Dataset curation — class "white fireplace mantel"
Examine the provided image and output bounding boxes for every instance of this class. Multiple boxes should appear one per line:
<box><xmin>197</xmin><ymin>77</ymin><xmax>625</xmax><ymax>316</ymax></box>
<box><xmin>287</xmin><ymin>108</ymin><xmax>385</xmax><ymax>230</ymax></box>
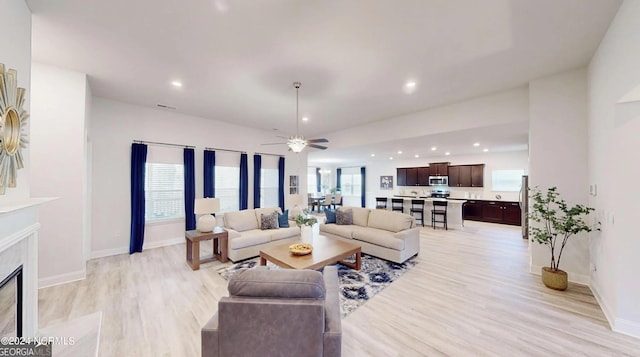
<box><xmin>0</xmin><ymin>197</ymin><xmax>55</xmax><ymax>337</ymax></box>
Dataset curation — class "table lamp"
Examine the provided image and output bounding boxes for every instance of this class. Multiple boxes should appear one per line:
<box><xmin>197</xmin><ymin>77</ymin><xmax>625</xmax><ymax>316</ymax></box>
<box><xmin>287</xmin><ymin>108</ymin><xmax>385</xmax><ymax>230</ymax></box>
<box><xmin>194</xmin><ymin>198</ymin><xmax>220</xmax><ymax>232</ymax></box>
<box><xmin>288</xmin><ymin>194</ymin><xmax>304</xmax><ymax>218</ymax></box>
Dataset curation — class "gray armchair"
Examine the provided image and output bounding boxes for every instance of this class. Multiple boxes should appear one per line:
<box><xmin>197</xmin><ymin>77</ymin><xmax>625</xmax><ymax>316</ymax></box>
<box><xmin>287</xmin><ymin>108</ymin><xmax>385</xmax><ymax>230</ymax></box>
<box><xmin>202</xmin><ymin>266</ymin><xmax>342</xmax><ymax>357</ymax></box>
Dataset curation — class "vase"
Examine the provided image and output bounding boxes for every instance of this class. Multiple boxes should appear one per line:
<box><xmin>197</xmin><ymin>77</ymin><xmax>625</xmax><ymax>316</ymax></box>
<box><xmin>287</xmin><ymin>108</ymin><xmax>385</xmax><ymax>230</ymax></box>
<box><xmin>541</xmin><ymin>267</ymin><xmax>568</xmax><ymax>291</ymax></box>
<box><xmin>301</xmin><ymin>226</ymin><xmax>314</xmax><ymax>244</ymax></box>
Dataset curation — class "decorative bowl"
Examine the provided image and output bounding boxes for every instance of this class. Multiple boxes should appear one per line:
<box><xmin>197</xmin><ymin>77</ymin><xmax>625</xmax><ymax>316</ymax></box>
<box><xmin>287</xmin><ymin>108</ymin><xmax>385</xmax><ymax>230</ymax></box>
<box><xmin>289</xmin><ymin>243</ymin><xmax>313</xmax><ymax>256</ymax></box>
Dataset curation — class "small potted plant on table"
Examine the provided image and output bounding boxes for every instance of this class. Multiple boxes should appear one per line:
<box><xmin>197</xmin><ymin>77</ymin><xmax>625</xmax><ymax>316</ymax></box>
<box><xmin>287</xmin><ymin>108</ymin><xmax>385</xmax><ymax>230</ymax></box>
<box><xmin>295</xmin><ymin>209</ymin><xmax>318</xmax><ymax>244</ymax></box>
<box><xmin>528</xmin><ymin>186</ymin><xmax>599</xmax><ymax>290</ymax></box>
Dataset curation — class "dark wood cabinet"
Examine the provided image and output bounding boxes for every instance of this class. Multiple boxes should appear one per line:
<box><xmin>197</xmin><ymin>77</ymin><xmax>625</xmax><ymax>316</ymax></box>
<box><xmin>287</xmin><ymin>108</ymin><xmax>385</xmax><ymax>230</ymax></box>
<box><xmin>406</xmin><ymin>167</ymin><xmax>418</xmax><ymax>186</ymax></box>
<box><xmin>448</xmin><ymin>165</ymin><xmax>474</xmax><ymax>187</ymax></box>
<box><xmin>502</xmin><ymin>202</ymin><xmax>522</xmax><ymax>225</ymax></box>
<box><xmin>397</xmin><ymin>168</ymin><xmax>407</xmax><ymax>186</ymax></box>
<box><xmin>482</xmin><ymin>201</ymin><xmax>504</xmax><ymax>223</ymax></box>
<box><xmin>463</xmin><ymin>199</ymin><xmax>521</xmax><ymax>226</ymax></box>
<box><xmin>417</xmin><ymin>167</ymin><xmax>430</xmax><ymax>186</ymax></box>
<box><xmin>462</xmin><ymin>200</ymin><xmax>482</xmax><ymax>220</ymax></box>
<box><xmin>429</xmin><ymin>162</ymin><xmax>449</xmax><ymax>176</ymax></box>
<box><xmin>471</xmin><ymin>164</ymin><xmax>484</xmax><ymax>187</ymax></box>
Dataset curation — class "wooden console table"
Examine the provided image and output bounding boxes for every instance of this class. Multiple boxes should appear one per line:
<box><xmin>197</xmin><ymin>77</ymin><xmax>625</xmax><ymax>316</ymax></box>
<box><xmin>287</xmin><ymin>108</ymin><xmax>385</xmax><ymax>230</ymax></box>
<box><xmin>185</xmin><ymin>227</ymin><xmax>228</xmax><ymax>270</ymax></box>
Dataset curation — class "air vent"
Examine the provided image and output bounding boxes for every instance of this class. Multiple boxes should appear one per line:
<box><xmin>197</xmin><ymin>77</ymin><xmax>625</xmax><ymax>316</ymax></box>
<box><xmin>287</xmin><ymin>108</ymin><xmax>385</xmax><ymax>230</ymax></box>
<box><xmin>156</xmin><ymin>104</ymin><xmax>177</xmax><ymax>110</ymax></box>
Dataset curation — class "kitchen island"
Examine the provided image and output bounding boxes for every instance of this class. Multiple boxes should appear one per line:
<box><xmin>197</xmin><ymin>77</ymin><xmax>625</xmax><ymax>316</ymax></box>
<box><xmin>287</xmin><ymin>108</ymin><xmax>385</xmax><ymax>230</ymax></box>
<box><xmin>388</xmin><ymin>196</ymin><xmax>466</xmax><ymax>230</ymax></box>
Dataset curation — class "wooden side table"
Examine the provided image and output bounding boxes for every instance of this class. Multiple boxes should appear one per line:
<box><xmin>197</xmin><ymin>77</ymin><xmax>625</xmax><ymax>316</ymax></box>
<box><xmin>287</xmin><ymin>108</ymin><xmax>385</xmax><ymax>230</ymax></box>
<box><xmin>185</xmin><ymin>227</ymin><xmax>228</xmax><ymax>270</ymax></box>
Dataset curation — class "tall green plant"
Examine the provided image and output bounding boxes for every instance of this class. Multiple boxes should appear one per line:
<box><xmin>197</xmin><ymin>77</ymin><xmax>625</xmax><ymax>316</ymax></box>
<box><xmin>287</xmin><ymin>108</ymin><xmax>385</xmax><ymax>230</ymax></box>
<box><xmin>528</xmin><ymin>187</ymin><xmax>599</xmax><ymax>271</ymax></box>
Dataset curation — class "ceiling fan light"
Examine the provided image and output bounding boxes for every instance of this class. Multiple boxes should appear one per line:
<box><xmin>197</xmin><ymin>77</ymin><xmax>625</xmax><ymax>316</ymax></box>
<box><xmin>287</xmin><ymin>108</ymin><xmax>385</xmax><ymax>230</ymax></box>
<box><xmin>288</xmin><ymin>136</ymin><xmax>306</xmax><ymax>153</ymax></box>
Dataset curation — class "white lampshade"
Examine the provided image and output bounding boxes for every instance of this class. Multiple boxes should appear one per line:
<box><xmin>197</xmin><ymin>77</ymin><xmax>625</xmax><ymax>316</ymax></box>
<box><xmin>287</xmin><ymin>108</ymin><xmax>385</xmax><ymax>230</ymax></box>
<box><xmin>194</xmin><ymin>198</ymin><xmax>220</xmax><ymax>232</ymax></box>
<box><xmin>287</xmin><ymin>194</ymin><xmax>303</xmax><ymax>207</ymax></box>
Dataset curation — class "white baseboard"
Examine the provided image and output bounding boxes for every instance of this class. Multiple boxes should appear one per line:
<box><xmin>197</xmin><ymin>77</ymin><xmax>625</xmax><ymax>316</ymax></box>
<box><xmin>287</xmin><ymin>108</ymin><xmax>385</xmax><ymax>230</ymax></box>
<box><xmin>39</xmin><ymin>269</ymin><xmax>86</xmax><ymax>289</ymax></box>
<box><xmin>143</xmin><ymin>236</ymin><xmax>183</xmax><ymax>250</ymax></box>
<box><xmin>530</xmin><ymin>264</ymin><xmax>591</xmax><ymax>285</ymax></box>
<box><xmin>89</xmin><ymin>237</ymin><xmax>183</xmax><ymax>260</ymax></box>
<box><xmin>90</xmin><ymin>246</ymin><xmax>128</xmax><ymax>260</ymax></box>
<box><xmin>590</xmin><ymin>280</ymin><xmax>615</xmax><ymax>330</ymax></box>
<box><xmin>615</xmin><ymin>318</ymin><xmax>640</xmax><ymax>339</ymax></box>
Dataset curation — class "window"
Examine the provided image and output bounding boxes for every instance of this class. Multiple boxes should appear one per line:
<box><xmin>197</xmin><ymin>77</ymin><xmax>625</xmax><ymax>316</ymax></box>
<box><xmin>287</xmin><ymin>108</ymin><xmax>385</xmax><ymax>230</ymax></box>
<box><xmin>339</xmin><ymin>167</ymin><xmax>362</xmax><ymax>206</ymax></box>
<box><xmin>145</xmin><ymin>163</ymin><xmax>184</xmax><ymax>221</ymax></box>
<box><xmin>215</xmin><ymin>166</ymin><xmax>240</xmax><ymax>213</ymax></box>
<box><xmin>260</xmin><ymin>168</ymin><xmax>279</xmax><ymax>208</ymax></box>
<box><xmin>307</xmin><ymin>167</ymin><xmax>318</xmax><ymax>194</ymax></box>
<box><xmin>491</xmin><ymin>169</ymin><xmax>525</xmax><ymax>191</ymax></box>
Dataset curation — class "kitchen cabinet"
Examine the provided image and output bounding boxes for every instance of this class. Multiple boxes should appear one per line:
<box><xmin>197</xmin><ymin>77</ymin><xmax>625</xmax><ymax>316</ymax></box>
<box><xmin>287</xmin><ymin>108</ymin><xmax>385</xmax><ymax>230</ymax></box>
<box><xmin>406</xmin><ymin>167</ymin><xmax>418</xmax><ymax>186</ymax></box>
<box><xmin>417</xmin><ymin>167</ymin><xmax>430</xmax><ymax>186</ymax></box>
<box><xmin>397</xmin><ymin>168</ymin><xmax>407</xmax><ymax>186</ymax></box>
<box><xmin>429</xmin><ymin>162</ymin><xmax>449</xmax><ymax>176</ymax></box>
<box><xmin>448</xmin><ymin>165</ymin><xmax>477</xmax><ymax>187</ymax></box>
<box><xmin>462</xmin><ymin>200</ymin><xmax>482</xmax><ymax>220</ymax></box>
<box><xmin>471</xmin><ymin>164</ymin><xmax>484</xmax><ymax>187</ymax></box>
<box><xmin>462</xmin><ymin>199</ymin><xmax>521</xmax><ymax>226</ymax></box>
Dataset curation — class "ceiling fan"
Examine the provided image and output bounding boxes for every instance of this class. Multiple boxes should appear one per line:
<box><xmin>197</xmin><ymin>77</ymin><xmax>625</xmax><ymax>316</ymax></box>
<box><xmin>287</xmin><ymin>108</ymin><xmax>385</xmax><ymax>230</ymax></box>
<box><xmin>262</xmin><ymin>82</ymin><xmax>329</xmax><ymax>152</ymax></box>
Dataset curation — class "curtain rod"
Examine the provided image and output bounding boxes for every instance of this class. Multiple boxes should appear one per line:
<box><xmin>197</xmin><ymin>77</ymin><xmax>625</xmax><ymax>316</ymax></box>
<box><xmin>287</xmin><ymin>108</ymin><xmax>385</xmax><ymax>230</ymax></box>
<box><xmin>134</xmin><ymin>140</ymin><xmax>195</xmax><ymax>149</ymax></box>
<box><xmin>254</xmin><ymin>152</ymin><xmax>284</xmax><ymax>157</ymax></box>
<box><xmin>205</xmin><ymin>147</ymin><xmax>247</xmax><ymax>154</ymax></box>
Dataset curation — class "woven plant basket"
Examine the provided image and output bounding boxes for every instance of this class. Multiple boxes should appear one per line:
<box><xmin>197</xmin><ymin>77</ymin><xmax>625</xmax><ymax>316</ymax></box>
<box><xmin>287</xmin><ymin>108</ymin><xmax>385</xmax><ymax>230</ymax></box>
<box><xmin>541</xmin><ymin>267</ymin><xmax>568</xmax><ymax>291</ymax></box>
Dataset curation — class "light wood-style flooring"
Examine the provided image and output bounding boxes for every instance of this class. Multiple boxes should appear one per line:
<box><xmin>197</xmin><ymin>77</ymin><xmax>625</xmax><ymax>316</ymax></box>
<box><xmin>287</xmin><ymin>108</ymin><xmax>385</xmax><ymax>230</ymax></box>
<box><xmin>38</xmin><ymin>222</ymin><xmax>640</xmax><ymax>356</ymax></box>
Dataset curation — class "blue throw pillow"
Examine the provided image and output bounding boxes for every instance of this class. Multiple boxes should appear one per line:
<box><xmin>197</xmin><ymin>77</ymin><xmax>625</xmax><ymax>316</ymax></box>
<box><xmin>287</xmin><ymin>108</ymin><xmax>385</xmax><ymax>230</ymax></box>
<box><xmin>324</xmin><ymin>209</ymin><xmax>336</xmax><ymax>224</ymax></box>
<box><xmin>278</xmin><ymin>210</ymin><xmax>289</xmax><ymax>228</ymax></box>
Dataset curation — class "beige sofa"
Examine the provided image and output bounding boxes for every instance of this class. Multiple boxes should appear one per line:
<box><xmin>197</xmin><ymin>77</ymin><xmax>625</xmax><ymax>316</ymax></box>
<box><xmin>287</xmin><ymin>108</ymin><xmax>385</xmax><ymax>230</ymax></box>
<box><xmin>220</xmin><ymin>207</ymin><xmax>300</xmax><ymax>262</ymax></box>
<box><xmin>319</xmin><ymin>206</ymin><xmax>420</xmax><ymax>264</ymax></box>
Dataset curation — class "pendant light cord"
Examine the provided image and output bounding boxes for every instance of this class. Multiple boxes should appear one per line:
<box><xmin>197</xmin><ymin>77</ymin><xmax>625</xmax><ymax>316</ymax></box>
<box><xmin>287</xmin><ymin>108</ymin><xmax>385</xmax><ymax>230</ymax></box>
<box><xmin>295</xmin><ymin>83</ymin><xmax>300</xmax><ymax>137</ymax></box>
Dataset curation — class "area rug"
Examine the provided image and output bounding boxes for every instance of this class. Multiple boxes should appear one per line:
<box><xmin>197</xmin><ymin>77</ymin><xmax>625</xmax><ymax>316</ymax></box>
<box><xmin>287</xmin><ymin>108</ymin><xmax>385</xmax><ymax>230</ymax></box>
<box><xmin>216</xmin><ymin>254</ymin><xmax>417</xmax><ymax>317</ymax></box>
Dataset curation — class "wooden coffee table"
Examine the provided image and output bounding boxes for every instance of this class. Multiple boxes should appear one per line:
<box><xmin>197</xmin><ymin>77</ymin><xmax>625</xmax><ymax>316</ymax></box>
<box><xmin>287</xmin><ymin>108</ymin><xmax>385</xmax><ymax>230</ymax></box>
<box><xmin>259</xmin><ymin>235</ymin><xmax>361</xmax><ymax>270</ymax></box>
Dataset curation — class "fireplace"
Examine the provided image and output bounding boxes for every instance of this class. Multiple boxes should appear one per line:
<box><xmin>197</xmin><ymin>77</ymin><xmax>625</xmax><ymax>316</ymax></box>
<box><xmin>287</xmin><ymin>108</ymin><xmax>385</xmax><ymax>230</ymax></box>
<box><xmin>0</xmin><ymin>265</ymin><xmax>23</xmax><ymax>338</ymax></box>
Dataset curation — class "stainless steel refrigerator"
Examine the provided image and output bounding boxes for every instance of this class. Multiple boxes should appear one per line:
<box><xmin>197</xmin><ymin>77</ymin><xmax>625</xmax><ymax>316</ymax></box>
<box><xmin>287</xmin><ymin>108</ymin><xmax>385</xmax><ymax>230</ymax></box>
<box><xmin>519</xmin><ymin>175</ymin><xmax>529</xmax><ymax>239</ymax></box>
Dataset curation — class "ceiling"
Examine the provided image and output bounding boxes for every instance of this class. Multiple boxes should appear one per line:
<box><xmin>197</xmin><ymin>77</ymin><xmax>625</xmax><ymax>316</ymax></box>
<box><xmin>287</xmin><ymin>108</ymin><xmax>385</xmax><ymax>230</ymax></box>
<box><xmin>27</xmin><ymin>0</ymin><xmax>621</xmax><ymax>135</ymax></box>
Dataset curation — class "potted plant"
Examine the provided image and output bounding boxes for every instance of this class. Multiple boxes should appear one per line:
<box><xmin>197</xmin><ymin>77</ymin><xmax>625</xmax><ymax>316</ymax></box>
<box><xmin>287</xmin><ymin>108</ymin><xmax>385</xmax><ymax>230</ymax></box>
<box><xmin>528</xmin><ymin>186</ymin><xmax>599</xmax><ymax>290</ymax></box>
<box><xmin>295</xmin><ymin>209</ymin><xmax>318</xmax><ymax>244</ymax></box>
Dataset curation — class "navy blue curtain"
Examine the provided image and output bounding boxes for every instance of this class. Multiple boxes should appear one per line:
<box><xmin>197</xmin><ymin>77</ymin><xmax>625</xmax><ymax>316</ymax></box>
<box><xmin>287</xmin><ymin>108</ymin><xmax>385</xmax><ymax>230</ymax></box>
<box><xmin>360</xmin><ymin>166</ymin><xmax>366</xmax><ymax>208</ymax></box>
<box><xmin>239</xmin><ymin>153</ymin><xmax>249</xmax><ymax>210</ymax></box>
<box><xmin>316</xmin><ymin>168</ymin><xmax>321</xmax><ymax>193</ymax></box>
<box><xmin>336</xmin><ymin>168</ymin><xmax>342</xmax><ymax>192</ymax></box>
<box><xmin>184</xmin><ymin>148</ymin><xmax>196</xmax><ymax>230</ymax></box>
<box><xmin>129</xmin><ymin>143</ymin><xmax>147</xmax><ymax>254</ymax></box>
<box><xmin>253</xmin><ymin>154</ymin><xmax>262</xmax><ymax>208</ymax></box>
<box><xmin>204</xmin><ymin>150</ymin><xmax>215</xmax><ymax>198</ymax></box>
<box><xmin>278</xmin><ymin>157</ymin><xmax>285</xmax><ymax>211</ymax></box>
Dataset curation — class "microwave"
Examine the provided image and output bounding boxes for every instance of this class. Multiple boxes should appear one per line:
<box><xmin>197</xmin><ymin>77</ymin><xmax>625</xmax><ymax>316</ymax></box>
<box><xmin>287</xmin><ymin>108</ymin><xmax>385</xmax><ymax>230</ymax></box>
<box><xmin>429</xmin><ymin>176</ymin><xmax>449</xmax><ymax>186</ymax></box>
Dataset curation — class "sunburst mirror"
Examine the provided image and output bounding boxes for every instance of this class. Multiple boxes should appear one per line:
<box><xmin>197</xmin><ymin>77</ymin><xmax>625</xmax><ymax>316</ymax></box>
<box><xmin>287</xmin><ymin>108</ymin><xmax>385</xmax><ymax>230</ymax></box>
<box><xmin>0</xmin><ymin>63</ymin><xmax>29</xmax><ymax>195</ymax></box>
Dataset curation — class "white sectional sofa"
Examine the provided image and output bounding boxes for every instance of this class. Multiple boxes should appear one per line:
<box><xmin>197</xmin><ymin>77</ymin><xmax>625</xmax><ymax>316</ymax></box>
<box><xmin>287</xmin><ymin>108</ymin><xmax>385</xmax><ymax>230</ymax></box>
<box><xmin>319</xmin><ymin>206</ymin><xmax>420</xmax><ymax>264</ymax></box>
<box><xmin>219</xmin><ymin>207</ymin><xmax>300</xmax><ymax>262</ymax></box>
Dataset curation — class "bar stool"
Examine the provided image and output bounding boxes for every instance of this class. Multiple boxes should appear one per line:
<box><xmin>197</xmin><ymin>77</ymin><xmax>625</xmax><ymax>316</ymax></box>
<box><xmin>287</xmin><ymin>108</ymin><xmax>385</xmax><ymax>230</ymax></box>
<box><xmin>375</xmin><ymin>197</ymin><xmax>388</xmax><ymax>209</ymax></box>
<box><xmin>431</xmin><ymin>200</ymin><xmax>448</xmax><ymax>230</ymax></box>
<box><xmin>410</xmin><ymin>199</ymin><xmax>425</xmax><ymax>226</ymax></box>
<box><xmin>391</xmin><ymin>198</ymin><xmax>404</xmax><ymax>213</ymax></box>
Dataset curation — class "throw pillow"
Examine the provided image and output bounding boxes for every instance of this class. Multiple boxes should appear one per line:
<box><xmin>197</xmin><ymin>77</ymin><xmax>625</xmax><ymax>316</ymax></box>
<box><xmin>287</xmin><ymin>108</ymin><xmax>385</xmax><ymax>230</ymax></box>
<box><xmin>336</xmin><ymin>208</ymin><xmax>353</xmax><ymax>225</ymax></box>
<box><xmin>260</xmin><ymin>211</ymin><xmax>279</xmax><ymax>230</ymax></box>
<box><xmin>278</xmin><ymin>210</ymin><xmax>289</xmax><ymax>228</ymax></box>
<box><xmin>324</xmin><ymin>209</ymin><xmax>337</xmax><ymax>224</ymax></box>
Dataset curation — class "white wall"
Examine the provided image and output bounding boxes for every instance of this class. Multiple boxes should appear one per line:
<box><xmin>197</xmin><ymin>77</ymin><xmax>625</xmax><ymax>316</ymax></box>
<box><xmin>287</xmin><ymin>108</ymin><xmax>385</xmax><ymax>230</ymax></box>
<box><xmin>528</xmin><ymin>67</ymin><xmax>590</xmax><ymax>284</ymax></box>
<box><xmin>589</xmin><ymin>0</ymin><xmax>640</xmax><ymax>338</ymax></box>
<box><xmin>325</xmin><ymin>87</ymin><xmax>529</xmax><ymax>149</ymax></box>
<box><xmin>90</xmin><ymin>98</ymin><xmax>305</xmax><ymax>258</ymax></box>
<box><xmin>30</xmin><ymin>63</ymin><xmax>89</xmax><ymax>287</ymax></box>
<box><xmin>0</xmin><ymin>0</ymin><xmax>31</xmax><ymax>203</ymax></box>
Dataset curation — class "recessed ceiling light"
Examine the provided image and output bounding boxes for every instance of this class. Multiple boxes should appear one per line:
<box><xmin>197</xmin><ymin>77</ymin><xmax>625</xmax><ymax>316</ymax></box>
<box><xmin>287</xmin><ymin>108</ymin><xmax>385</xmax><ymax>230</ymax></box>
<box><xmin>483</xmin><ymin>148</ymin><xmax>489</xmax><ymax>152</ymax></box>
<box><xmin>473</xmin><ymin>142</ymin><xmax>480</xmax><ymax>147</ymax></box>
<box><xmin>171</xmin><ymin>81</ymin><xmax>183</xmax><ymax>88</ymax></box>
<box><xmin>414</xmin><ymin>154</ymin><xmax>419</xmax><ymax>158</ymax></box>
<box><xmin>389</xmin><ymin>157</ymin><xmax>393</xmax><ymax>160</ymax></box>
<box><xmin>405</xmin><ymin>81</ymin><xmax>416</xmax><ymax>88</ymax></box>
<box><xmin>370</xmin><ymin>153</ymin><xmax>375</xmax><ymax>157</ymax></box>
<box><xmin>397</xmin><ymin>150</ymin><xmax>403</xmax><ymax>154</ymax></box>
<box><xmin>403</xmin><ymin>80</ymin><xmax>417</xmax><ymax>94</ymax></box>
<box><xmin>302</xmin><ymin>116</ymin><xmax>309</xmax><ymax>121</ymax></box>
<box><xmin>445</xmin><ymin>152</ymin><xmax>451</xmax><ymax>156</ymax></box>
<box><xmin>431</xmin><ymin>147</ymin><xmax>437</xmax><ymax>151</ymax></box>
